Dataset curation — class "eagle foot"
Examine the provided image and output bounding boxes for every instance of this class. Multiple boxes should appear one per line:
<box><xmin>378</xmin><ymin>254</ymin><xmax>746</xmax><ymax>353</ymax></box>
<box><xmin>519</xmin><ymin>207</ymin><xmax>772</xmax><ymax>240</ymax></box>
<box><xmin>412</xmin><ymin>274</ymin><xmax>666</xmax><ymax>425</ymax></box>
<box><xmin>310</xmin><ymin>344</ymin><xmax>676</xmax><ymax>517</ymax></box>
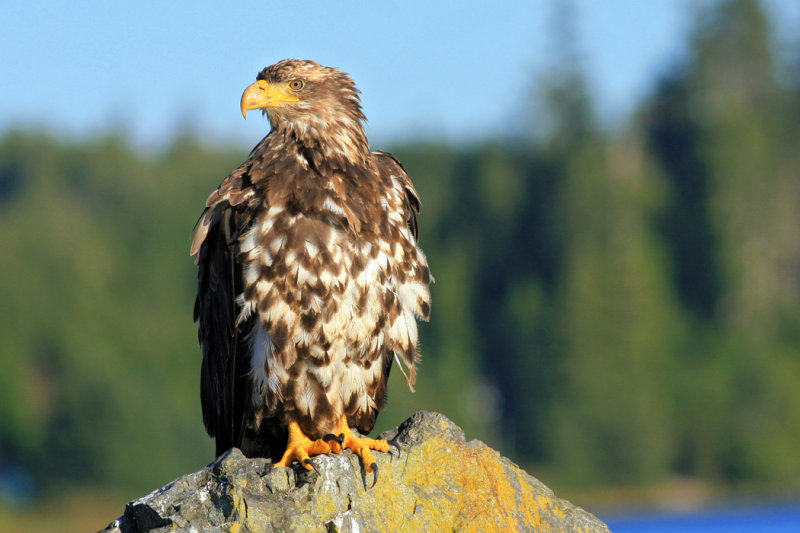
<box><xmin>274</xmin><ymin>421</ymin><xmax>337</xmax><ymax>471</ymax></box>
<box><xmin>332</xmin><ymin>415</ymin><xmax>390</xmax><ymax>481</ymax></box>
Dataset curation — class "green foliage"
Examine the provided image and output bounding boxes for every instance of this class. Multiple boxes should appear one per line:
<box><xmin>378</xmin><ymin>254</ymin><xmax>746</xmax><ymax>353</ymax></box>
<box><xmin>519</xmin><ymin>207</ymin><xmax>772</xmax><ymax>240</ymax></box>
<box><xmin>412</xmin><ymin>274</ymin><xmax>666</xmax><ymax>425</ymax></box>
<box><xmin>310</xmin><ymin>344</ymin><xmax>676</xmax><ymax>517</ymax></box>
<box><xmin>1</xmin><ymin>0</ymin><xmax>799</xmax><ymax>501</ymax></box>
<box><xmin>545</xmin><ymin>135</ymin><xmax>684</xmax><ymax>488</ymax></box>
<box><xmin>0</xmin><ymin>130</ymin><xmax>243</xmax><ymax>496</ymax></box>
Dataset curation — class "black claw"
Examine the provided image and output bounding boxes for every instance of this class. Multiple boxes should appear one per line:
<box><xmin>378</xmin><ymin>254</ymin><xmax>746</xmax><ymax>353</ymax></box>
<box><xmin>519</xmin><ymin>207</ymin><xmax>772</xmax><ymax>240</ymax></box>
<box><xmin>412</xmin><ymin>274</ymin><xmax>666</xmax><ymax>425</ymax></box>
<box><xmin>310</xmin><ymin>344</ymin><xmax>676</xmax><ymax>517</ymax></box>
<box><xmin>303</xmin><ymin>458</ymin><xmax>316</xmax><ymax>470</ymax></box>
<box><xmin>370</xmin><ymin>463</ymin><xmax>379</xmax><ymax>488</ymax></box>
<box><xmin>322</xmin><ymin>433</ymin><xmax>345</xmax><ymax>449</ymax></box>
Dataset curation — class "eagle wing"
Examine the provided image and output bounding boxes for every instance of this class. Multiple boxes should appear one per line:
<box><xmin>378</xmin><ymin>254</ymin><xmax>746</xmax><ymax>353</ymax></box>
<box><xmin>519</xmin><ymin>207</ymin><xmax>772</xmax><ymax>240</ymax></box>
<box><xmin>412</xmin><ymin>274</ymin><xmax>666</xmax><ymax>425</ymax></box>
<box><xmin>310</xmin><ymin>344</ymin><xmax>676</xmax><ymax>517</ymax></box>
<box><xmin>373</xmin><ymin>150</ymin><xmax>422</xmax><ymax>242</ymax></box>
<box><xmin>193</xmin><ymin>161</ymin><xmax>262</xmax><ymax>458</ymax></box>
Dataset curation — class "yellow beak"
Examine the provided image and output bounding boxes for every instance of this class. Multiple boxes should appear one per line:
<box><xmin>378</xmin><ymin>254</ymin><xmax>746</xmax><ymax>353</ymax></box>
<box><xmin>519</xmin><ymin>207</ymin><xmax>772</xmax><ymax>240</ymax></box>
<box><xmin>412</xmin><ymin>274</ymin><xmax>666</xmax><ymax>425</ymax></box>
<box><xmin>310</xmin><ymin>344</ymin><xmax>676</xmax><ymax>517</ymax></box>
<box><xmin>240</xmin><ymin>80</ymin><xmax>300</xmax><ymax>118</ymax></box>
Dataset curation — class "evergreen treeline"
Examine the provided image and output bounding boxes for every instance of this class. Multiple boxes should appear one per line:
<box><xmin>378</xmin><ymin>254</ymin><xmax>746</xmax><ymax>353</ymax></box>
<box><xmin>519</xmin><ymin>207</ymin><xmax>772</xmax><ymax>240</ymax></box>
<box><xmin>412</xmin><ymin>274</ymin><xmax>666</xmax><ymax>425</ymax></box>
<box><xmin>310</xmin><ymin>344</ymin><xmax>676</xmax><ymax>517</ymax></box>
<box><xmin>1</xmin><ymin>0</ymin><xmax>799</xmax><ymax>499</ymax></box>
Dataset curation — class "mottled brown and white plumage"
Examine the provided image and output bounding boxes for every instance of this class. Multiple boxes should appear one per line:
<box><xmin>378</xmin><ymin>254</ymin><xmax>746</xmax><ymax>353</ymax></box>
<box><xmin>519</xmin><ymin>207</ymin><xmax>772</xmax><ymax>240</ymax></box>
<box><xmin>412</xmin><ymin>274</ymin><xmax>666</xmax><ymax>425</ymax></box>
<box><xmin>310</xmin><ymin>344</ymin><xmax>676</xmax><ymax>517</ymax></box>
<box><xmin>192</xmin><ymin>59</ymin><xmax>431</xmax><ymax>465</ymax></box>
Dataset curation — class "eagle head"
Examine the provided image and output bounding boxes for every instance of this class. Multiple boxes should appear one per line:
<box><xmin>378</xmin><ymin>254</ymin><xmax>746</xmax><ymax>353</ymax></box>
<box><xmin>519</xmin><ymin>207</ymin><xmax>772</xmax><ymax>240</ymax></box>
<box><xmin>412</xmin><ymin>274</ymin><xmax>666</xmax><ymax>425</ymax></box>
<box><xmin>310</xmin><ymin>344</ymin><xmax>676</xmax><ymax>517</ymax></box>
<box><xmin>240</xmin><ymin>59</ymin><xmax>368</xmax><ymax>161</ymax></box>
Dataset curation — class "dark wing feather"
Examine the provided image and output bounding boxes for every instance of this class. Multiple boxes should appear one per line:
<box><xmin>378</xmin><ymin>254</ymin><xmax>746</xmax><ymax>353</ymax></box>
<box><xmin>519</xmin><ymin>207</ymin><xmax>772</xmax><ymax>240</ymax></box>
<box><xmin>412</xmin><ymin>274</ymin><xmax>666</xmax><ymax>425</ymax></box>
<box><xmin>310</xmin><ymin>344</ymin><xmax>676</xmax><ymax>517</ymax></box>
<box><xmin>373</xmin><ymin>150</ymin><xmax>422</xmax><ymax>241</ymax></box>
<box><xmin>195</xmin><ymin>210</ymin><xmax>254</xmax><ymax>458</ymax></box>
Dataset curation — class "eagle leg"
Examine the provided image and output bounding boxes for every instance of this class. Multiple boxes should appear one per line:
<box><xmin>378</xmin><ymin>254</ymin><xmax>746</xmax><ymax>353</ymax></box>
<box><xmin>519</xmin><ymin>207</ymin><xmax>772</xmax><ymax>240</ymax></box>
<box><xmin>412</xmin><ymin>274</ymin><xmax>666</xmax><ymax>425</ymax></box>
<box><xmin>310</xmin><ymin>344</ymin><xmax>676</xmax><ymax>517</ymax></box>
<box><xmin>332</xmin><ymin>414</ymin><xmax>390</xmax><ymax>475</ymax></box>
<box><xmin>274</xmin><ymin>421</ymin><xmax>341</xmax><ymax>471</ymax></box>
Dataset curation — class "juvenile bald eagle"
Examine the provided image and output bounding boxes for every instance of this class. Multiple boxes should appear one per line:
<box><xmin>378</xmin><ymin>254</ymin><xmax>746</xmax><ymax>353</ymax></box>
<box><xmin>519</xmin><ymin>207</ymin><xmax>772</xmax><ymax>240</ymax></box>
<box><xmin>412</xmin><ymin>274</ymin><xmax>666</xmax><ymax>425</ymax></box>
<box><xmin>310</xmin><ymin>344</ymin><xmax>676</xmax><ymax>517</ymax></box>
<box><xmin>191</xmin><ymin>59</ymin><xmax>431</xmax><ymax>475</ymax></box>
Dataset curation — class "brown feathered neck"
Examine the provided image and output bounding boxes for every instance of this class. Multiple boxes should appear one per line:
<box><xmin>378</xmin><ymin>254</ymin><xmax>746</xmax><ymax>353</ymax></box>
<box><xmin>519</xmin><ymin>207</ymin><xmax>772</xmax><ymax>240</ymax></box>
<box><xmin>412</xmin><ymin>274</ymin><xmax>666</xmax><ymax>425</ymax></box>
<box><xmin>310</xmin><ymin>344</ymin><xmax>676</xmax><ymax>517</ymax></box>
<box><xmin>257</xmin><ymin>59</ymin><xmax>369</xmax><ymax>168</ymax></box>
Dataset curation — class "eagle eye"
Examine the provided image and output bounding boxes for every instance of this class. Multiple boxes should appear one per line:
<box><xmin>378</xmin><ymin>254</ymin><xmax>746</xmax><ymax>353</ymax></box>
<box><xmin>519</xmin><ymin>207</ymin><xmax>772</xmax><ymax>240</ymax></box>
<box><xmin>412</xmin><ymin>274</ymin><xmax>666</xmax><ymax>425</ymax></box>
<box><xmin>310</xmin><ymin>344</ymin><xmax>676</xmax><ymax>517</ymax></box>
<box><xmin>288</xmin><ymin>79</ymin><xmax>305</xmax><ymax>91</ymax></box>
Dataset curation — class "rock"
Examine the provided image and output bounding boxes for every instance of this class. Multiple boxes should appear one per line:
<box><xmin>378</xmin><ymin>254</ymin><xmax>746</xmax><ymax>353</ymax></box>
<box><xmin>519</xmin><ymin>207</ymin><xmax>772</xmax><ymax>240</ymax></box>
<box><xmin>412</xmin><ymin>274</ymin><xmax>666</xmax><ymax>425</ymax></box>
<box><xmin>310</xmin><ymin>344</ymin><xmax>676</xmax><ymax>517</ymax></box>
<box><xmin>99</xmin><ymin>411</ymin><xmax>609</xmax><ymax>533</ymax></box>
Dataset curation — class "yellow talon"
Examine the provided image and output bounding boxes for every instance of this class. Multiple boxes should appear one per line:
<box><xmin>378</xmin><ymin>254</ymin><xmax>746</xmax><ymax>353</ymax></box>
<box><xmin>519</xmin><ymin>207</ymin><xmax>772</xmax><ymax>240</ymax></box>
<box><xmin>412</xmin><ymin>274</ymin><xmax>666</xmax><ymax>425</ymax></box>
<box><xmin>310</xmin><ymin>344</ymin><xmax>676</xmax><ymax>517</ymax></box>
<box><xmin>332</xmin><ymin>414</ymin><xmax>390</xmax><ymax>473</ymax></box>
<box><xmin>273</xmin><ymin>417</ymin><xmax>389</xmax><ymax>475</ymax></box>
<box><xmin>274</xmin><ymin>421</ymin><xmax>335</xmax><ymax>470</ymax></box>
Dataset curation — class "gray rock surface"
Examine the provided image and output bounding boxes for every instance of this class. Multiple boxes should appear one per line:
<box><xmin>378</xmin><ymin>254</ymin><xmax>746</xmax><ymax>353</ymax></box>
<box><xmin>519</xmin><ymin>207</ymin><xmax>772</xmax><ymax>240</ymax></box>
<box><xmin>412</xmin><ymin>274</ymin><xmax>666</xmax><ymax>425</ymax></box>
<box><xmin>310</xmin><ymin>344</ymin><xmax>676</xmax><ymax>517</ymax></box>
<box><xmin>100</xmin><ymin>411</ymin><xmax>610</xmax><ymax>532</ymax></box>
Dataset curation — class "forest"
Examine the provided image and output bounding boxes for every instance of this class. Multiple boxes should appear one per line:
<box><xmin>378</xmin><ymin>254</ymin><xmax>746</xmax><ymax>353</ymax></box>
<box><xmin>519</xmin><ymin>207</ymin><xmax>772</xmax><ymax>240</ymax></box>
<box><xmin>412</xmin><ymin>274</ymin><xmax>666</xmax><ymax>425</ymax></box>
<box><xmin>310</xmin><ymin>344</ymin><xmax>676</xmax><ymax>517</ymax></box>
<box><xmin>1</xmin><ymin>0</ymin><xmax>799</xmax><ymax>520</ymax></box>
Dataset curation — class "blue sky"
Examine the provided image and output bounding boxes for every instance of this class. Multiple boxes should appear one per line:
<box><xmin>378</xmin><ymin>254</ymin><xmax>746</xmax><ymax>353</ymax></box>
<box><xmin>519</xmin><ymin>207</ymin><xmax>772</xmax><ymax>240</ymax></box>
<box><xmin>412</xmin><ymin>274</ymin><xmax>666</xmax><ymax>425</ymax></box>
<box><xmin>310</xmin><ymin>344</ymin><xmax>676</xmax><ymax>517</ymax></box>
<box><xmin>2</xmin><ymin>1</ymin><xmax>798</xmax><ymax>147</ymax></box>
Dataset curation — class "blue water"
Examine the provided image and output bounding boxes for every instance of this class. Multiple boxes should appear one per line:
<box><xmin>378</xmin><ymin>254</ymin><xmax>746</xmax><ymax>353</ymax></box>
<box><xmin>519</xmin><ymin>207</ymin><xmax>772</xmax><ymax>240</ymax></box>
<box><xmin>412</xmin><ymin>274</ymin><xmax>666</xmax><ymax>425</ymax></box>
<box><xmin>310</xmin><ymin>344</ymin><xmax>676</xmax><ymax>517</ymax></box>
<box><xmin>601</xmin><ymin>504</ymin><xmax>800</xmax><ymax>532</ymax></box>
